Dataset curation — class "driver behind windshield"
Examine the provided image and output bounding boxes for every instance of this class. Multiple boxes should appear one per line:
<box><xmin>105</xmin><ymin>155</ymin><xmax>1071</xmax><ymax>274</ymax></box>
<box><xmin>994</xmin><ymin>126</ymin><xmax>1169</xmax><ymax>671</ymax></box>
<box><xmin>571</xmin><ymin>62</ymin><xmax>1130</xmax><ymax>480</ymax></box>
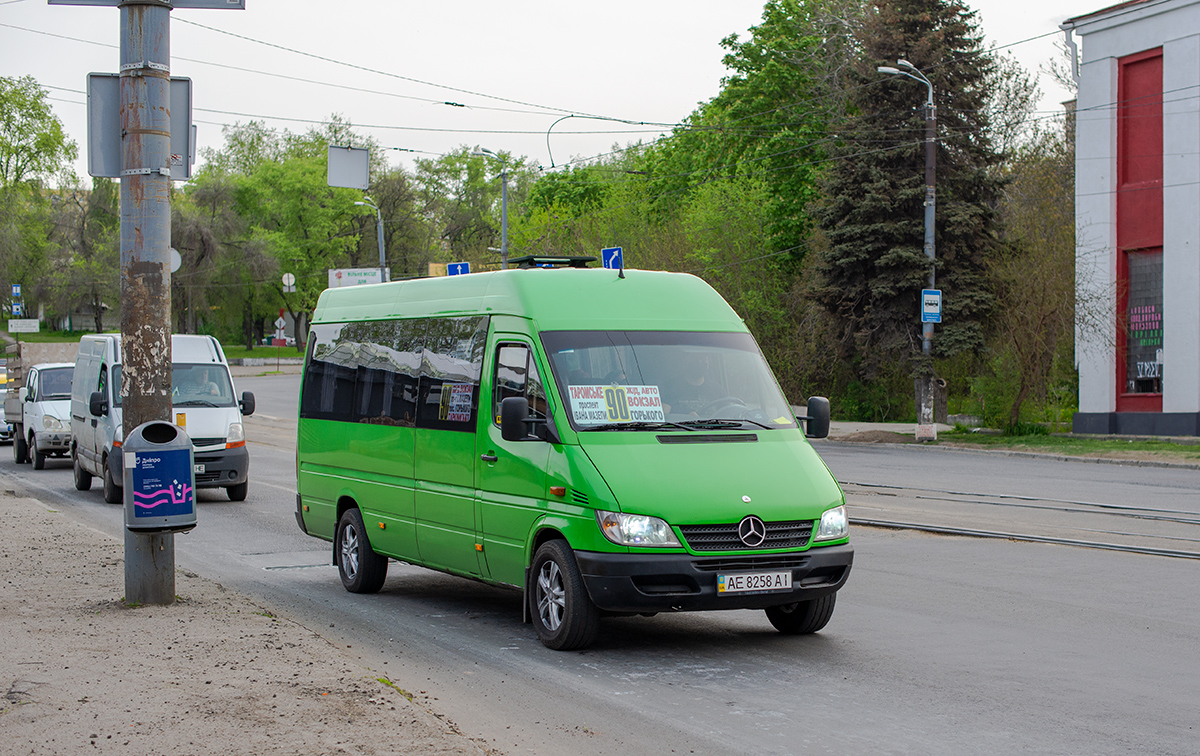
<box><xmin>663</xmin><ymin>352</ymin><xmax>723</xmax><ymax>416</ymax></box>
<box><xmin>184</xmin><ymin>367</ymin><xmax>220</xmax><ymax>397</ymax></box>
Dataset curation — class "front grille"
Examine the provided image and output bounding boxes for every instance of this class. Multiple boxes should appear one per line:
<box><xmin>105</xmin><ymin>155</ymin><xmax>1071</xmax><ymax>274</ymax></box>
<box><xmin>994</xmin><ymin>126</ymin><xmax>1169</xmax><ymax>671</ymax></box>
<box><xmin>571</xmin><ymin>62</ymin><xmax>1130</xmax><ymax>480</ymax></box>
<box><xmin>195</xmin><ymin>470</ymin><xmax>223</xmax><ymax>484</ymax></box>
<box><xmin>679</xmin><ymin>519</ymin><xmax>814</xmax><ymax>552</ymax></box>
<box><xmin>190</xmin><ymin>437</ymin><xmax>225</xmax><ymax>448</ymax></box>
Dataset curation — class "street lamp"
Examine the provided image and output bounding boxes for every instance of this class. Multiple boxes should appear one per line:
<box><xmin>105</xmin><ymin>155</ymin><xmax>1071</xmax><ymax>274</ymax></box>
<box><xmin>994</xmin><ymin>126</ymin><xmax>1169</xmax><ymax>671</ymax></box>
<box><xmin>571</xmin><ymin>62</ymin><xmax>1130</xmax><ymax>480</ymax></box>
<box><xmin>354</xmin><ymin>197</ymin><xmax>387</xmax><ymax>283</ymax></box>
<box><xmin>878</xmin><ymin>59</ymin><xmax>938</xmax><ymax>437</ymax></box>
<box><xmin>472</xmin><ymin>146</ymin><xmax>508</xmax><ymax>270</ymax></box>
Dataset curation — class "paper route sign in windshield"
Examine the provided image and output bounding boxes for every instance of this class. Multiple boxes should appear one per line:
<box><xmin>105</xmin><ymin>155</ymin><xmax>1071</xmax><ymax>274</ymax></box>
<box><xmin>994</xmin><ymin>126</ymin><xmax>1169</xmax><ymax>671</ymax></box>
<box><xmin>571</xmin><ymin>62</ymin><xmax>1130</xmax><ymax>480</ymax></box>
<box><xmin>568</xmin><ymin>384</ymin><xmax>664</xmax><ymax>424</ymax></box>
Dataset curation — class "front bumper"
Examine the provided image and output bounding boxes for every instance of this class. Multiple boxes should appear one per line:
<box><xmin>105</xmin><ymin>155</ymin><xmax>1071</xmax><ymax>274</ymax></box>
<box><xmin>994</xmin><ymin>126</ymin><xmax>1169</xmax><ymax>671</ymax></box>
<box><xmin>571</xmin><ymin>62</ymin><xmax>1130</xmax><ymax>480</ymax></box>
<box><xmin>110</xmin><ymin>444</ymin><xmax>250</xmax><ymax>489</ymax></box>
<box><xmin>34</xmin><ymin>429</ymin><xmax>71</xmax><ymax>452</ymax></box>
<box><xmin>575</xmin><ymin>543</ymin><xmax>853</xmax><ymax>613</ymax></box>
<box><xmin>0</xmin><ymin>423</ymin><xmax>12</xmax><ymax>442</ymax></box>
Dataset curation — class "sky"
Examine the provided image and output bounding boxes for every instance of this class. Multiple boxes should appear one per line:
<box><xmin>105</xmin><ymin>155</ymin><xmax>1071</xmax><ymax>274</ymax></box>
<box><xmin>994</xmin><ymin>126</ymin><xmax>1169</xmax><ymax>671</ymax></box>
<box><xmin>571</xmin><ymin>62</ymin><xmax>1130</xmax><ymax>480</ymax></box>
<box><xmin>1</xmin><ymin>0</ymin><xmax>1102</xmax><ymax>181</ymax></box>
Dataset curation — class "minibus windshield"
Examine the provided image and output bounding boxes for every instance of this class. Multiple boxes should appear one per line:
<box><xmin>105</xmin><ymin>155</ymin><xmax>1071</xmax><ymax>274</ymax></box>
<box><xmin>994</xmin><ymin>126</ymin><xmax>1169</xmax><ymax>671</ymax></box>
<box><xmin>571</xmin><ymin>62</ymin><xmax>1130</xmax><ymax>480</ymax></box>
<box><xmin>112</xmin><ymin>363</ymin><xmax>237</xmax><ymax>408</ymax></box>
<box><xmin>541</xmin><ymin>331</ymin><xmax>797</xmax><ymax>431</ymax></box>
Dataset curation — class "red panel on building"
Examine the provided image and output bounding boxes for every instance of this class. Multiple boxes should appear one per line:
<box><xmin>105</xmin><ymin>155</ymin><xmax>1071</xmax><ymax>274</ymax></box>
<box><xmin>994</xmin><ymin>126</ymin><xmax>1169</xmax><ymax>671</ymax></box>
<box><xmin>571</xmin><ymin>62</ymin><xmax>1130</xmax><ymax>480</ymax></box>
<box><xmin>1116</xmin><ymin>47</ymin><xmax>1163</xmax><ymax>412</ymax></box>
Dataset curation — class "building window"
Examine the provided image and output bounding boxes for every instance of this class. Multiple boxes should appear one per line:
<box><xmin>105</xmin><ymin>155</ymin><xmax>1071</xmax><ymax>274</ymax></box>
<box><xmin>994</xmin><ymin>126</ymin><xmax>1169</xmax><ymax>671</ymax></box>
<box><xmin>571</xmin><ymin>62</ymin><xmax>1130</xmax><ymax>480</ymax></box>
<box><xmin>1124</xmin><ymin>249</ymin><xmax>1163</xmax><ymax>395</ymax></box>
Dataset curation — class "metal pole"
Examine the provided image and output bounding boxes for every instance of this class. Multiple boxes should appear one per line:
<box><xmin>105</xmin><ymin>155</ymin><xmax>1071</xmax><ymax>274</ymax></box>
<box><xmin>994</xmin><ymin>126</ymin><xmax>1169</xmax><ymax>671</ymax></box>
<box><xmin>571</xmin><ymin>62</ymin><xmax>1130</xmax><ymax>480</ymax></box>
<box><xmin>120</xmin><ymin>0</ymin><xmax>175</xmax><ymax>606</ymax></box>
<box><xmin>922</xmin><ymin>92</ymin><xmax>937</xmax><ymax>356</ymax></box>
<box><xmin>500</xmin><ymin>167</ymin><xmax>508</xmax><ymax>270</ymax></box>
<box><xmin>375</xmin><ymin>205</ymin><xmax>386</xmax><ymax>282</ymax></box>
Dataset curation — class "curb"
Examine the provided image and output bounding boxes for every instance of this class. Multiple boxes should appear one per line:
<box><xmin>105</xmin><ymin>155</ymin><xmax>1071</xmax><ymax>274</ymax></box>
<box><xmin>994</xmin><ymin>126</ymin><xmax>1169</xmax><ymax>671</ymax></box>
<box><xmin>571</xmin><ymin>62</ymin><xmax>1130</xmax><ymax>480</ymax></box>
<box><xmin>817</xmin><ymin>438</ymin><xmax>1200</xmax><ymax>470</ymax></box>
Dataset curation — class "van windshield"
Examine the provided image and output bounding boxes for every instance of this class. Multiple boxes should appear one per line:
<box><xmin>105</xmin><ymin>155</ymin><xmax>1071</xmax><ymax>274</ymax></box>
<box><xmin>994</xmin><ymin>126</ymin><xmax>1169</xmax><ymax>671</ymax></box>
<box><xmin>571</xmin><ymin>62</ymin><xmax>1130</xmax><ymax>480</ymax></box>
<box><xmin>112</xmin><ymin>364</ymin><xmax>236</xmax><ymax>408</ymax></box>
<box><xmin>37</xmin><ymin>367</ymin><xmax>73</xmax><ymax>399</ymax></box>
<box><xmin>541</xmin><ymin>331</ymin><xmax>797</xmax><ymax>431</ymax></box>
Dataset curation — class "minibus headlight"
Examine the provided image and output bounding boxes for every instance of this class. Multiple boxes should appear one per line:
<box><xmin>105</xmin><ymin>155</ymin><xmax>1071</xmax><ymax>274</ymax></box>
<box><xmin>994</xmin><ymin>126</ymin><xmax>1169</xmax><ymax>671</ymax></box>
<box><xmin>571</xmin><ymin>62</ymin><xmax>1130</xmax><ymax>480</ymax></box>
<box><xmin>227</xmin><ymin>422</ymin><xmax>245</xmax><ymax>444</ymax></box>
<box><xmin>42</xmin><ymin>416</ymin><xmax>63</xmax><ymax>431</ymax></box>
<box><xmin>597</xmin><ymin>510</ymin><xmax>681</xmax><ymax>547</ymax></box>
<box><xmin>815</xmin><ymin>505</ymin><xmax>848</xmax><ymax>541</ymax></box>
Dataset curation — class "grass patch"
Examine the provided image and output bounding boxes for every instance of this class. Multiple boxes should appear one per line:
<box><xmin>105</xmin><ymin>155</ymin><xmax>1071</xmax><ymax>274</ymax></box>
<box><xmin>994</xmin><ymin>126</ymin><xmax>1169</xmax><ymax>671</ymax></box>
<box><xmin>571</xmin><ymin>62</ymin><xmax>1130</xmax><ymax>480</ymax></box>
<box><xmin>221</xmin><ymin>343</ymin><xmax>304</xmax><ymax>361</ymax></box>
<box><xmin>938</xmin><ymin>428</ymin><xmax>1200</xmax><ymax>462</ymax></box>
<box><xmin>6</xmin><ymin>329</ymin><xmax>86</xmax><ymax>343</ymax></box>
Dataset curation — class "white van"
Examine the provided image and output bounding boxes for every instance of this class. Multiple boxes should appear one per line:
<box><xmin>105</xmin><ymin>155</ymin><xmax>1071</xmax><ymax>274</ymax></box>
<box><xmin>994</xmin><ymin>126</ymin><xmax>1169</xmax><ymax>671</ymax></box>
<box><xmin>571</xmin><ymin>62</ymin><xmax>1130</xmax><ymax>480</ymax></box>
<box><xmin>70</xmin><ymin>334</ymin><xmax>256</xmax><ymax>503</ymax></box>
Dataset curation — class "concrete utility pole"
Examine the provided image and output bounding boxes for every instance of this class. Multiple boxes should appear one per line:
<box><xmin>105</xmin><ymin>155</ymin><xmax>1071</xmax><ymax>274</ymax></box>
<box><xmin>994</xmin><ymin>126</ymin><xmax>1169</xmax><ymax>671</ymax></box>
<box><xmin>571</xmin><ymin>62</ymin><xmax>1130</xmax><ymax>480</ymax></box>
<box><xmin>120</xmin><ymin>0</ymin><xmax>175</xmax><ymax>605</ymax></box>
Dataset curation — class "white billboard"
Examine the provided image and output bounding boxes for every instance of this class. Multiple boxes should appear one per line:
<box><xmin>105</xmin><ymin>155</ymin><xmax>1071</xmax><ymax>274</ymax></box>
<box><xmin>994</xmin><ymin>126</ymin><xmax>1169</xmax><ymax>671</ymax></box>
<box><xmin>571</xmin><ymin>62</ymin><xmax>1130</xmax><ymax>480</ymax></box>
<box><xmin>328</xmin><ymin>268</ymin><xmax>389</xmax><ymax>288</ymax></box>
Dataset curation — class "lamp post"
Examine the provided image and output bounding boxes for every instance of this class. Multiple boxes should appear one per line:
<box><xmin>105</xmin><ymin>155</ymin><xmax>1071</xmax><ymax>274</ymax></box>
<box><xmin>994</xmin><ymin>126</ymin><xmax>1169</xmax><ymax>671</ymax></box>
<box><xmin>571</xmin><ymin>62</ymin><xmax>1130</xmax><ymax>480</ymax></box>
<box><xmin>354</xmin><ymin>197</ymin><xmax>387</xmax><ymax>283</ymax></box>
<box><xmin>472</xmin><ymin>146</ymin><xmax>508</xmax><ymax>270</ymax></box>
<box><xmin>878</xmin><ymin>59</ymin><xmax>938</xmax><ymax>437</ymax></box>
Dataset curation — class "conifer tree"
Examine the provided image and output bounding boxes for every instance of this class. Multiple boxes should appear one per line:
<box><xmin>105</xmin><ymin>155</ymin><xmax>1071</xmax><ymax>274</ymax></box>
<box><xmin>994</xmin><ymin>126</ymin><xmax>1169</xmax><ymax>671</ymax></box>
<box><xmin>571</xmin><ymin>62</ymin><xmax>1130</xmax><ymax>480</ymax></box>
<box><xmin>814</xmin><ymin>0</ymin><xmax>1002</xmax><ymax>380</ymax></box>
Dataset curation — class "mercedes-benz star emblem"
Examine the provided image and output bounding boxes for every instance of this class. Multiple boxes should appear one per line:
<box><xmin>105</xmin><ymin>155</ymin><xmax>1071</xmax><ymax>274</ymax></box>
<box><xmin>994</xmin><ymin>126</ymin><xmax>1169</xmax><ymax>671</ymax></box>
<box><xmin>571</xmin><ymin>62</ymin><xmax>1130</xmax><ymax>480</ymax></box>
<box><xmin>737</xmin><ymin>515</ymin><xmax>767</xmax><ymax>548</ymax></box>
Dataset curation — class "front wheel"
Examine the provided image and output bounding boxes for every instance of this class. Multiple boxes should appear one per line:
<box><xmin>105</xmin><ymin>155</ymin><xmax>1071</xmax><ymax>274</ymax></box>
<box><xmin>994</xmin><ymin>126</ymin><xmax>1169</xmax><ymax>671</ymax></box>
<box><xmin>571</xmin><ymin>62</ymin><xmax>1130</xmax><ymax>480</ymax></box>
<box><xmin>13</xmin><ymin>433</ymin><xmax>26</xmax><ymax>464</ymax></box>
<box><xmin>336</xmin><ymin>508</ymin><xmax>387</xmax><ymax>593</ymax></box>
<box><xmin>765</xmin><ymin>593</ymin><xmax>837</xmax><ymax>635</ymax></box>
<box><xmin>102</xmin><ymin>457</ymin><xmax>122</xmax><ymax>504</ymax></box>
<box><xmin>529</xmin><ymin>539</ymin><xmax>600</xmax><ymax>651</ymax></box>
<box><xmin>31</xmin><ymin>436</ymin><xmax>45</xmax><ymax>470</ymax></box>
<box><xmin>226</xmin><ymin>482</ymin><xmax>248</xmax><ymax>501</ymax></box>
<box><xmin>73</xmin><ymin>453</ymin><xmax>93</xmax><ymax>491</ymax></box>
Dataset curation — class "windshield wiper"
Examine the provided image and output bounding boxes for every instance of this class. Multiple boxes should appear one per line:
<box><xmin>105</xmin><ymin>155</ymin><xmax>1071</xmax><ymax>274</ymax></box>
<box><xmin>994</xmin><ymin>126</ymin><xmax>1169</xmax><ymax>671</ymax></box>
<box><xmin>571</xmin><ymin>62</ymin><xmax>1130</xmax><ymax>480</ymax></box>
<box><xmin>680</xmin><ymin>418</ymin><xmax>772</xmax><ymax>430</ymax></box>
<box><xmin>174</xmin><ymin>399</ymin><xmax>221</xmax><ymax>407</ymax></box>
<box><xmin>586</xmin><ymin>421</ymin><xmax>696</xmax><ymax>432</ymax></box>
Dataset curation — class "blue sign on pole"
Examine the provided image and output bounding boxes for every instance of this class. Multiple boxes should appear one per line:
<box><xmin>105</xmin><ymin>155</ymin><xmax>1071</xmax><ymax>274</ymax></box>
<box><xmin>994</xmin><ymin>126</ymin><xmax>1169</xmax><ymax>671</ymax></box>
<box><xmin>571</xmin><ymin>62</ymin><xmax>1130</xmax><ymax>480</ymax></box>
<box><xmin>921</xmin><ymin>289</ymin><xmax>942</xmax><ymax>324</ymax></box>
<box><xmin>448</xmin><ymin>262</ymin><xmax>471</xmax><ymax>276</ymax></box>
<box><xmin>601</xmin><ymin>247</ymin><xmax>623</xmax><ymax>270</ymax></box>
<box><xmin>11</xmin><ymin>284</ymin><xmax>20</xmax><ymax>298</ymax></box>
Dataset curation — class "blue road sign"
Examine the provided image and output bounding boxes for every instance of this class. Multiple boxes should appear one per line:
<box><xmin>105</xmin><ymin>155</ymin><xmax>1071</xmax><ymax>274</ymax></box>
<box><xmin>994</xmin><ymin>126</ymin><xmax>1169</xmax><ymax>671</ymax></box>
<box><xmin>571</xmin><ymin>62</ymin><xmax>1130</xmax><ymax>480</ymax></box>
<box><xmin>11</xmin><ymin>303</ymin><xmax>23</xmax><ymax>317</ymax></box>
<box><xmin>11</xmin><ymin>284</ymin><xmax>20</xmax><ymax>298</ymax></box>
<box><xmin>448</xmin><ymin>262</ymin><xmax>471</xmax><ymax>276</ymax></box>
<box><xmin>921</xmin><ymin>289</ymin><xmax>942</xmax><ymax>324</ymax></box>
<box><xmin>601</xmin><ymin>247</ymin><xmax>623</xmax><ymax>270</ymax></box>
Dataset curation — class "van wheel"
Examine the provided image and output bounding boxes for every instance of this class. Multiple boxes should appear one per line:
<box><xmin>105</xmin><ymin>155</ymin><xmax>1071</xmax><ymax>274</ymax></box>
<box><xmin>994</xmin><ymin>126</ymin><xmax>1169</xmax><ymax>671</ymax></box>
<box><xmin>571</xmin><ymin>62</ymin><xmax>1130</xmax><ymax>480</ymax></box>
<box><xmin>529</xmin><ymin>539</ymin><xmax>600</xmax><ymax>651</ymax></box>
<box><xmin>13</xmin><ymin>433</ymin><xmax>27</xmax><ymax>464</ymax></box>
<box><xmin>765</xmin><ymin>593</ymin><xmax>837</xmax><ymax>635</ymax></box>
<box><xmin>31</xmin><ymin>437</ymin><xmax>45</xmax><ymax>470</ymax></box>
<box><xmin>226</xmin><ymin>482</ymin><xmax>248</xmax><ymax>501</ymax></box>
<box><xmin>102</xmin><ymin>458</ymin><xmax>122</xmax><ymax>504</ymax></box>
<box><xmin>73</xmin><ymin>454</ymin><xmax>93</xmax><ymax>491</ymax></box>
<box><xmin>336</xmin><ymin>508</ymin><xmax>387</xmax><ymax>593</ymax></box>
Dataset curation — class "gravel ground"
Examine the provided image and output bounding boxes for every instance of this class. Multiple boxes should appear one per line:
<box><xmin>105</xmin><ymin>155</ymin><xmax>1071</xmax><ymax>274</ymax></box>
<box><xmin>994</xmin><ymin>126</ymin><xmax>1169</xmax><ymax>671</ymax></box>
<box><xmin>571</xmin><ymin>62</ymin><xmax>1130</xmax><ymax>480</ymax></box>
<box><xmin>0</xmin><ymin>490</ymin><xmax>491</xmax><ymax>756</ymax></box>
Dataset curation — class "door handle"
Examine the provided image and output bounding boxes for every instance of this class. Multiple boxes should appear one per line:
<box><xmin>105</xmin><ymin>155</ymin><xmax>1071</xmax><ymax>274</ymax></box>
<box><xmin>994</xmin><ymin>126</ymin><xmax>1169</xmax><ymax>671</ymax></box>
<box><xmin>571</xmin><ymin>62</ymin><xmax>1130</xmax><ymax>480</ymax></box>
<box><xmin>480</xmin><ymin>452</ymin><xmax>498</xmax><ymax>462</ymax></box>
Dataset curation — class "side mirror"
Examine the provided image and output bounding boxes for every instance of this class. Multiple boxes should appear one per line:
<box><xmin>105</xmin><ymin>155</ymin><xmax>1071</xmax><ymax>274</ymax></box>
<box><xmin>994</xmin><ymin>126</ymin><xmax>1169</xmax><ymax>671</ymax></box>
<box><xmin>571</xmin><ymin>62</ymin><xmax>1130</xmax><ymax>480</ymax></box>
<box><xmin>21</xmin><ymin>387</ymin><xmax>31</xmax><ymax>402</ymax></box>
<box><xmin>89</xmin><ymin>391</ymin><xmax>108</xmax><ymax>418</ymax></box>
<box><xmin>802</xmin><ymin>396</ymin><xmax>830</xmax><ymax>439</ymax></box>
<box><xmin>240</xmin><ymin>391</ymin><xmax>256</xmax><ymax>417</ymax></box>
<box><xmin>500</xmin><ymin>396</ymin><xmax>531</xmax><ymax>441</ymax></box>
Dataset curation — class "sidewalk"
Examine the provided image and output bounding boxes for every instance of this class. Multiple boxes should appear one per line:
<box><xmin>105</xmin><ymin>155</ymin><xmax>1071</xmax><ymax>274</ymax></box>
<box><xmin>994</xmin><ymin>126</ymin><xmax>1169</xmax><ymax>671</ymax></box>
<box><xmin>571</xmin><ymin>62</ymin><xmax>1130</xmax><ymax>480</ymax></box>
<box><xmin>0</xmin><ymin>489</ymin><xmax>488</xmax><ymax>756</ymax></box>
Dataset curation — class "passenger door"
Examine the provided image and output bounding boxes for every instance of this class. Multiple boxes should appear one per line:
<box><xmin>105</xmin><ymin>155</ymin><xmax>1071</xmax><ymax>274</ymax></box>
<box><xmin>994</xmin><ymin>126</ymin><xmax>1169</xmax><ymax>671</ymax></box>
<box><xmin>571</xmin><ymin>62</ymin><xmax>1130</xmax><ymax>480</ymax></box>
<box><xmin>475</xmin><ymin>340</ymin><xmax>552</xmax><ymax>586</ymax></box>
<box><xmin>413</xmin><ymin>317</ymin><xmax>489</xmax><ymax>577</ymax></box>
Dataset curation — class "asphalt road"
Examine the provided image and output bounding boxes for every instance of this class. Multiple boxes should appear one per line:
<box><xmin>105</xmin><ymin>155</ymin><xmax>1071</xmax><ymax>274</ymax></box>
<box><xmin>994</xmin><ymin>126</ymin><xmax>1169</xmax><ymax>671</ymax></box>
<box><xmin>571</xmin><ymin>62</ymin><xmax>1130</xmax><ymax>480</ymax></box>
<box><xmin>7</xmin><ymin>372</ymin><xmax>1199</xmax><ymax>755</ymax></box>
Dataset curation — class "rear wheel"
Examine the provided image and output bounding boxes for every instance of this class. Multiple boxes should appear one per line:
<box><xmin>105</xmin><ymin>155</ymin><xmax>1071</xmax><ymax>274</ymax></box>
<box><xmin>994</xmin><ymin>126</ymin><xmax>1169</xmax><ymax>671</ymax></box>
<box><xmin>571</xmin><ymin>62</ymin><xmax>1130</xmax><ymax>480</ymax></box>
<box><xmin>73</xmin><ymin>453</ymin><xmax>93</xmax><ymax>491</ymax></box>
<box><xmin>765</xmin><ymin>593</ymin><xmax>837</xmax><ymax>635</ymax></box>
<box><xmin>226</xmin><ymin>482</ymin><xmax>248</xmax><ymax>501</ymax></box>
<box><xmin>31</xmin><ymin>436</ymin><xmax>45</xmax><ymax>470</ymax></box>
<box><xmin>336</xmin><ymin>508</ymin><xmax>387</xmax><ymax>593</ymax></box>
<box><xmin>102</xmin><ymin>457</ymin><xmax>122</xmax><ymax>504</ymax></box>
<box><xmin>13</xmin><ymin>433</ymin><xmax>26</xmax><ymax>464</ymax></box>
<box><xmin>529</xmin><ymin>539</ymin><xmax>600</xmax><ymax>651</ymax></box>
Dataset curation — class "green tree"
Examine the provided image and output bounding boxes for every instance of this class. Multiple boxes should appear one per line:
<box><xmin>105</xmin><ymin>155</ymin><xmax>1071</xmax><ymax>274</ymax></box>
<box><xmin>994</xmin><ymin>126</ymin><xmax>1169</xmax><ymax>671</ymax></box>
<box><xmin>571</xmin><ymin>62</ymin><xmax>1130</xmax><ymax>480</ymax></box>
<box><xmin>814</xmin><ymin>0</ymin><xmax>1004</xmax><ymax>381</ymax></box>
<box><xmin>49</xmin><ymin>179</ymin><xmax>120</xmax><ymax>332</ymax></box>
<box><xmin>0</xmin><ymin>75</ymin><xmax>76</xmax><ymax>190</ymax></box>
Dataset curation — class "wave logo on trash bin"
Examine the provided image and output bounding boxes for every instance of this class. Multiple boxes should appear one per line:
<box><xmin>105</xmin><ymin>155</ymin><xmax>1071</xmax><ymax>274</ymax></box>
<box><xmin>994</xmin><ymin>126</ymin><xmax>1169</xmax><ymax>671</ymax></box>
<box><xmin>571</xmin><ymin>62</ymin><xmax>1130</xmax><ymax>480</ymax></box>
<box><xmin>133</xmin><ymin>479</ymin><xmax>193</xmax><ymax>511</ymax></box>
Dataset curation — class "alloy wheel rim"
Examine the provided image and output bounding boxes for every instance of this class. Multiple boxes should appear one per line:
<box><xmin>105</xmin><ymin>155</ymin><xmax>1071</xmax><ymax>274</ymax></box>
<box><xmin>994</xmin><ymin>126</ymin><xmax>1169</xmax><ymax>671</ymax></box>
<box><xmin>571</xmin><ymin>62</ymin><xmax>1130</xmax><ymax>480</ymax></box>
<box><xmin>537</xmin><ymin>560</ymin><xmax>566</xmax><ymax>631</ymax></box>
<box><xmin>340</xmin><ymin>524</ymin><xmax>360</xmax><ymax>579</ymax></box>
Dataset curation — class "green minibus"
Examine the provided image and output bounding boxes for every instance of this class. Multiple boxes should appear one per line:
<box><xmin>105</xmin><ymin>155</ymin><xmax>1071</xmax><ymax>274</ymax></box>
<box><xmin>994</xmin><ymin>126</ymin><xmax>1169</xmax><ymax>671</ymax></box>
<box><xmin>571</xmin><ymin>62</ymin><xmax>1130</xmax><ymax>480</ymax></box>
<box><xmin>295</xmin><ymin>258</ymin><xmax>852</xmax><ymax>650</ymax></box>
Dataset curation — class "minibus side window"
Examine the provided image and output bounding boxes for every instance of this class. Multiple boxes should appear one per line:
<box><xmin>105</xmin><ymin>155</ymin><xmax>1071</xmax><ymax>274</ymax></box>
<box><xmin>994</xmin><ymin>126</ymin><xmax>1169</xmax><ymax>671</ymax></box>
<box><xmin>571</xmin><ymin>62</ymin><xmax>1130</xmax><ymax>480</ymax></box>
<box><xmin>301</xmin><ymin>320</ymin><xmax>426</xmax><ymax>426</ymax></box>
<box><xmin>416</xmin><ymin>316</ymin><xmax>488</xmax><ymax>432</ymax></box>
<box><xmin>493</xmin><ymin>344</ymin><xmax>549</xmax><ymax>425</ymax></box>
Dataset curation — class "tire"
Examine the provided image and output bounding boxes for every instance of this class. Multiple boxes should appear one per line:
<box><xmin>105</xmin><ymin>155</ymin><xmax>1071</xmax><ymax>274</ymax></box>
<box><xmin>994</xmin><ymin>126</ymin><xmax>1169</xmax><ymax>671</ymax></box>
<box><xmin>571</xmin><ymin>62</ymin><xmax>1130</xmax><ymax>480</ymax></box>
<box><xmin>529</xmin><ymin>539</ymin><xmax>600</xmax><ymax>651</ymax></box>
<box><xmin>765</xmin><ymin>593</ymin><xmax>837</xmax><ymax>635</ymax></box>
<box><xmin>73</xmin><ymin>453</ymin><xmax>93</xmax><ymax>491</ymax></box>
<box><xmin>31</xmin><ymin>436</ymin><xmax>45</xmax><ymax>470</ymax></box>
<box><xmin>336</xmin><ymin>508</ymin><xmax>387</xmax><ymax>594</ymax></box>
<box><xmin>226</xmin><ymin>482</ymin><xmax>248</xmax><ymax>501</ymax></box>
<box><xmin>13</xmin><ymin>432</ymin><xmax>27</xmax><ymax>464</ymax></box>
<box><xmin>102</xmin><ymin>456</ymin><xmax>122</xmax><ymax>504</ymax></box>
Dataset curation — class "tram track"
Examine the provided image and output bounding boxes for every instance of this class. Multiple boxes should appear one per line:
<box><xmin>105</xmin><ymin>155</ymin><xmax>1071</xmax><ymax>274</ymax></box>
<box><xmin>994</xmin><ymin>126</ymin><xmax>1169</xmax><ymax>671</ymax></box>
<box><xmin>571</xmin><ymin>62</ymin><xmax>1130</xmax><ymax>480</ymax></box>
<box><xmin>839</xmin><ymin>480</ymin><xmax>1200</xmax><ymax>560</ymax></box>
